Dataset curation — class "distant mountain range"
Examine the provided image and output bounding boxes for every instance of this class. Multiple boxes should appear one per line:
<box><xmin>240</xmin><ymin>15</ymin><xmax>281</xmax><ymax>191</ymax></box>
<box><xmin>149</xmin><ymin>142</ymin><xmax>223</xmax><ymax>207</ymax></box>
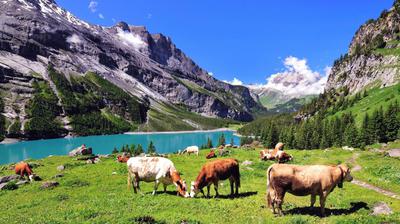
<box><xmin>0</xmin><ymin>0</ymin><xmax>265</xmax><ymax>139</ymax></box>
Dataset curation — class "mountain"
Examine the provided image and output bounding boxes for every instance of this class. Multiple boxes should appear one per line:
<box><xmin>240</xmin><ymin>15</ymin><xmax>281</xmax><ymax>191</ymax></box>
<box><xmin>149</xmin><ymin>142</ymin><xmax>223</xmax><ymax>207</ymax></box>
<box><xmin>0</xmin><ymin>0</ymin><xmax>265</xmax><ymax>140</ymax></box>
<box><xmin>247</xmin><ymin>56</ymin><xmax>325</xmax><ymax>111</ymax></box>
<box><xmin>326</xmin><ymin>1</ymin><xmax>400</xmax><ymax>93</ymax></box>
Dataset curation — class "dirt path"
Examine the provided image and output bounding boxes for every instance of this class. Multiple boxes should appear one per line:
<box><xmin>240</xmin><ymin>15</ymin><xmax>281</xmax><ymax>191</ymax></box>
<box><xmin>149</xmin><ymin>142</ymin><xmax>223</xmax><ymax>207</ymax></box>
<box><xmin>348</xmin><ymin>153</ymin><xmax>400</xmax><ymax>200</ymax></box>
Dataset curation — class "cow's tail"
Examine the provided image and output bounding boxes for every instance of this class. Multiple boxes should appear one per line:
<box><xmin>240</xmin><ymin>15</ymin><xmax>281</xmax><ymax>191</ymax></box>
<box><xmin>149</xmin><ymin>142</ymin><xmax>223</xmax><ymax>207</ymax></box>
<box><xmin>266</xmin><ymin>165</ymin><xmax>274</xmax><ymax>208</ymax></box>
<box><xmin>127</xmin><ymin>165</ymin><xmax>133</xmax><ymax>190</ymax></box>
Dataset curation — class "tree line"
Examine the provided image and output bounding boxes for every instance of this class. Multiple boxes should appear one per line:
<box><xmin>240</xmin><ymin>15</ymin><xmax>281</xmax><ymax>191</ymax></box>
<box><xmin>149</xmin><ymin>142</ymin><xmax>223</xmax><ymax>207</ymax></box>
<box><xmin>112</xmin><ymin>141</ymin><xmax>156</xmax><ymax>155</ymax></box>
<box><xmin>240</xmin><ymin>101</ymin><xmax>400</xmax><ymax>149</ymax></box>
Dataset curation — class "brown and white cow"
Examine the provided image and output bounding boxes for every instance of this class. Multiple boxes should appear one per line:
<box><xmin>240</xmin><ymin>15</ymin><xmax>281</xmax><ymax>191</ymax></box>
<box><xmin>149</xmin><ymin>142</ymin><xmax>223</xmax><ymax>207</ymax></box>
<box><xmin>260</xmin><ymin>143</ymin><xmax>292</xmax><ymax>163</ymax></box>
<box><xmin>127</xmin><ymin>157</ymin><xmax>188</xmax><ymax>197</ymax></box>
<box><xmin>14</xmin><ymin>162</ymin><xmax>35</xmax><ymax>181</ymax></box>
<box><xmin>266</xmin><ymin>163</ymin><xmax>353</xmax><ymax>216</ymax></box>
<box><xmin>190</xmin><ymin>158</ymin><xmax>240</xmax><ymax>198</ymax></box>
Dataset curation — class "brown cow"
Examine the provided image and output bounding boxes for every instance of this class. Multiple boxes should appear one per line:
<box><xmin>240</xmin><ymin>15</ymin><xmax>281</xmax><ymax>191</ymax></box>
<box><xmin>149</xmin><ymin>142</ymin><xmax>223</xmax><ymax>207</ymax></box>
<box><xmin>190</xmin><ymin>158</ymin><xmax>240</xmax><ymax>198</ymax></box>
<box><xmin>266</xmin><ymin>163</ymin><xmax>353</xmax><ymax>216</ymax></box>
<box><xmin>206</xmin><ymin>150</ymin><xmax>217</xmax><ymax>159</ymax></box>
<box><xmin>15</xmin><ymin>162</ymin><xmax>35</xmax><ymax>181</ymax></box>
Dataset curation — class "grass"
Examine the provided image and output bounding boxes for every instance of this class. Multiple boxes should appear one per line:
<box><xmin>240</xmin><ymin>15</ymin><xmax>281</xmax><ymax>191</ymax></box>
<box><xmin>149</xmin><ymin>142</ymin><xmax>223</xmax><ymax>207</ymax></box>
<box><xmin>140</xmin><ymin>103</ymin><xmax>240</xmax><ymax>132</ymax></box>
<box><xmin>327</xmin><ymin>83</ymin><xmax>400</xmax><ymax>126</ymax></box>
<box><xmin>0</xmin><ymin>148</ymin><xmax>399</xmax><ymax>223</ymax></box>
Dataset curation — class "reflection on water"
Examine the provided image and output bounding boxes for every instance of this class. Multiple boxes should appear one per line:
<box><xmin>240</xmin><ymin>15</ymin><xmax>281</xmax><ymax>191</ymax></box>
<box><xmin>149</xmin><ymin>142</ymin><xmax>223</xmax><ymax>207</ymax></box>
<box><xmin>0</xmin><ymin>131</ymin><xmax>239</xmax><ymax>165</ymax></box>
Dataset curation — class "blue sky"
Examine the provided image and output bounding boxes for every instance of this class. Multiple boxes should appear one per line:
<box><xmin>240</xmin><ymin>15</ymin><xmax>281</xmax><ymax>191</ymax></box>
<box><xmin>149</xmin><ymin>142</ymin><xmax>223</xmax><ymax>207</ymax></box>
<box><xmin>57</xmin><ymin>0</ymin><xmax>393</xmax><ymax>85</ymax></box>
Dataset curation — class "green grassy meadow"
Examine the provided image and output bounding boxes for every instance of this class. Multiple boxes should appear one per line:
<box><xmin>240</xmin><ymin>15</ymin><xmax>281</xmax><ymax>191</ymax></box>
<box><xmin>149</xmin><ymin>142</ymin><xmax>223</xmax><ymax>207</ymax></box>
<box><xmin>0</xmin><ymin>147</ymin><xmax>399</xmax><ymax>224</ymax></box>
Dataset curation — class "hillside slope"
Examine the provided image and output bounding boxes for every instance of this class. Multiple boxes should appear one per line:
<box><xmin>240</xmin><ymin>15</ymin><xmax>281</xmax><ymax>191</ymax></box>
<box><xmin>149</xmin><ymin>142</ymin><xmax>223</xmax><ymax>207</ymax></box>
<box><xmin>0</xmin><ymin>0</ymin><xmax>262</xmax><ymax>140</ymax></box>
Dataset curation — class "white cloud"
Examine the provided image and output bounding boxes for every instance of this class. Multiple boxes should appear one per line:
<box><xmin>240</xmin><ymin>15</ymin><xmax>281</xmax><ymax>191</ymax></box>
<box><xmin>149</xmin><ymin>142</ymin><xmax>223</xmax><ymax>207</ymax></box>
<box><xmin>98</xmin><ymin>13</ymin><xmax>104</xmax><ymax>19</ymax></box>
<box><xmin>223</xmin><ymin>77</ymin><xmax>243</xmax><ymax>86</ymax></box>
<box><xmin>147</xmin><ymin>13</ymin><xmax>152</xmax><ymax>19</ymax></box>
<box><xmin>88</xmin><ymin>1</ymin><xmax>98</xmax><ymax>13</ymax></box>
<box><xmin>207</xmin><ymin>72</ymin><xmax>213</xmax><ymax>76</ymax></box>
<box><xmin>66</xmin><ymin>34</ymin><xmax>82</xmax><ymax>44</ymax></box>
<box><xmin>116</xmin><ymin>28</ymin><xmax>147</xmax><ymax>51</ymax></box>
<box><xmin>254</xmin><ymin>56</ymin><xmax>329</xmax><ymax>96</ymax></box>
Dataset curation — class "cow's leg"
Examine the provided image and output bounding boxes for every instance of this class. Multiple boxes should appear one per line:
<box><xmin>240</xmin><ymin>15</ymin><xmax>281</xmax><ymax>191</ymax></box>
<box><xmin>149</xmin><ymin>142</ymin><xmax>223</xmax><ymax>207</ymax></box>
<box><xmin>275</xmin><ymin>189</ymin><xmax>285</xmax><ymax>216</ymax></box>
<box><xmin>229</xmin><ymin>177</ymin><xmax>234</xmax><ymax>197</ymax></box>
<box><xmin>310</xmin><ymin>194</ymin><xmax>316</xmax><ymax>207</ymax></box>
<box><xmin>319</xmin><ymin>193</ymin><xmax>327</xmax><ymax>216</ymax></box>
<box><xmin>163</xmin><ymin>184</ymin><xmax>167</xmax><ymax>193</ymax></box>
<box><xmin>152</xmin><ymin>180</ymin><xmax>160</xmax><ymax>195</ymax></box>
<box><xmin>213</xmin><ymin>181</ymin><xmax>219</xmax><ymax>198</ymax></box>
<box><xmin>133</xmin><ymin>173</ymin><xmax>140</xmax><ymax>194</ymax></box>
<box><xmin>206</xmin><ymin>184</ymin><xmax>211</xmax><ymax>198</ymax></box>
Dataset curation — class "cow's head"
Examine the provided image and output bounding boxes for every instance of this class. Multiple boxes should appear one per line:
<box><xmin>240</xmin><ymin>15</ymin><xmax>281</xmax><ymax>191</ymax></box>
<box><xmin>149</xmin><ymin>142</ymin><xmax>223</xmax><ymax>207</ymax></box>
<box><xmin>275</xmin><ymin>142</ymin><xmax>285</xmax><ymax>151</ymax></box>
<box><xmin>171</xmin><ymin>171</ymin><xmax>188</xmax><ymax>197</ymax></box>
<box><xmin>338</xmin><ymin>164</ymin><xmax>353</xmax><ymax>188</ymax></box>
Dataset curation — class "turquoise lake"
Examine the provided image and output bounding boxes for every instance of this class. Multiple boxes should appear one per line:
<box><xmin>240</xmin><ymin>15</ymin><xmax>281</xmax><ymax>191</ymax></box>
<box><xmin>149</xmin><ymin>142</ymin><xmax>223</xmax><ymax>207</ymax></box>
<box><xmin>0</xmin><ymin>130</ymin><xmax>239</xmax><ymax>165</ymax></box>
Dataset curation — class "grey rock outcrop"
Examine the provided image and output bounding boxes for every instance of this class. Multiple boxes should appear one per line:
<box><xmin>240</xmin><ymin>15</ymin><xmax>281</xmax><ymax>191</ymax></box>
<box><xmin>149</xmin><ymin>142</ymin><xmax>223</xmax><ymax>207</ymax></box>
<box><xmin>326</xmin><ymin>2</ymin><xmax>400</xmax><ymax>93</ymax></box>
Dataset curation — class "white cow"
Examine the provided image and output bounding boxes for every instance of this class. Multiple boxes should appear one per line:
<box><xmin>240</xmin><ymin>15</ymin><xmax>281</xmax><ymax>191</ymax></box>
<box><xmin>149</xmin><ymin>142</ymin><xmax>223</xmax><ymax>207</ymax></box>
<box><xmin>127</xmin><ymin>157</ymin><xmax>188</xmax><ymax>197</ymax></box>
<box><xmin>180</xmin><ymin>146</ymin><xmax>199</xmax><ymax>156</ymax></box>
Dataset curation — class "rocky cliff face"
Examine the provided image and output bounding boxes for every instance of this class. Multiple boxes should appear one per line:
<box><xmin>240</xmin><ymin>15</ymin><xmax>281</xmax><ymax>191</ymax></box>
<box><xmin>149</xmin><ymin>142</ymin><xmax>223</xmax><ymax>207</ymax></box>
<box><xmin>0</xmin><ymin>0</ymin><xmax>263</xmax><ymax>138</ymax></box>
<box><xmin>326</xmin><ymin>1</ymin><xmax>400</xmax><ymax>93</ymax></box>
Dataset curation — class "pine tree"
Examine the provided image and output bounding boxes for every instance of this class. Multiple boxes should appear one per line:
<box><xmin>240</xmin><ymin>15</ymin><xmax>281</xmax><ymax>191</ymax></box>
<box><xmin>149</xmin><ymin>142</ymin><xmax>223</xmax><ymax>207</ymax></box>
<box><xmin>112</xmin><ymin>147</ymin><xmax>118</xmax><ymax>154</ymax></box>
<box><xmin>206</xmin><ymin>138</ymin><xmax>213</xmax><ymax>148</ymax></box>
<box><xmin>344</xmin><ymin>123</ymin><xmax>358</xmax><ymax>147</ymax></box>
<box><xmin>384</xmin><ymin>101</ymin><xmax>400</xmax><ymax>141</ymax></box>
<box><xmin>136</xmin><ymin>144</ymin><xmax>144</xmax><ymax>155</ymax></box>
<box><xmin>130</xmin><ymin>144</ymin><xmax>136</xmax><ymax>156</ymax></box>
<box><xmin>360</xmin><ymin>113</ymin><xmax>373</xmax><ymax>145</ymax></box>
<box><xmin>218</xmin><ymin>134</ymin><xmax>226</xmax><ymax>146</ymax></box>
<box><xmin>147</xmin><ymin>141</ymin><xmax>156</xmax><ymax>154</ymax></box>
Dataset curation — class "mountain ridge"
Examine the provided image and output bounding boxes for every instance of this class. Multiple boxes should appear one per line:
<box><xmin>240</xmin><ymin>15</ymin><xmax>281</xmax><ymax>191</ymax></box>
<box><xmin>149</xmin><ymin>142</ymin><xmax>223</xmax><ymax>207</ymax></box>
<box><xmin>0</xmin><ymin>0</ymin><xmax>263</xmax><ymax>140</ymax></box>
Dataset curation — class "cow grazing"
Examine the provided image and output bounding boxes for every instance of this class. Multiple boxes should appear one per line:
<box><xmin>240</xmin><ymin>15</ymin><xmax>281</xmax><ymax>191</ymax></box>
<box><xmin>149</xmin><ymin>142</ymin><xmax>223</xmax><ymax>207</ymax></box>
<box><xmin>190</xmin><ymin>158</ymin><xmax>240</xmax><ymax>198</ymax></box>
<box><xmin>127</xmin><ymin>157</ymin><xmax>188</xmax><ymax>197</ymax></box>
<box><xmin>206</xmin><ymin>150</ymin><xmax>217</xmax><ymax>159</ymax></box>
<box><xmin>266</xmin><ymin>163</ymin><xmax>353</xmax><ymax>216</ymax></box>
<box><xmin>15</xmin><ymin>162</ymin><xmax>35</xmax><ymax>181</ymax></box>
<box><xmin>117</xmin><ymin>154</ymin><xmax>130</xmax><ymax>163</ymax></box>
<box><xmin>180</xmin><ymin>146</ymin><xmax>199</xmax><ymax>156</ymax></box>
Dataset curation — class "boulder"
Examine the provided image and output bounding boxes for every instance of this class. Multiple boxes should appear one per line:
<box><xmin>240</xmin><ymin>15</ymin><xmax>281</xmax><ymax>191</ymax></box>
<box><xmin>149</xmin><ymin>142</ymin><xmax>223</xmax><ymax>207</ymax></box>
<box><xmin>0</xmin><ymin>175</ymin><xmax>21</xmax><ymax>184</ymax></box>
<box><xmin>69</xmin><ymin>146</ymin><xmax>92</xmax><ymax>157</ymax></box>
<box><xmin>342</xmin><ymin>146</ymin><xmax>354</xmax><ymax>151</ymax></box>
<box><xmin>372</xmin><ymin>202</ymin><xmax>392</xmax><ymax>215</ymax></box>
<box><xmin>0</xmin><ymin>182</ymin><xmax>18</xmax><ymax>190</ymax></box>
<box><xmin>112</xmin><ymin>172</ymin><xmax>117</xmax><ymax>175</ymax></box>
<box><xmin>93</xmin><ymin>158</ymin><xmax>101</xmax><ymax>164</ymax></box>
<box><xmin>98</xmin><ymin>154</ymin><xmax>111</xmax><ymax>158</ymax></box>
<box><xmin>387</xmin><ymin>149</ymin><xmax>400</xmax><ymax>158</ymax></box>
<box><xmin>86</xmin><ymin>159</ymin><xmax>94</xmax><ymax>164</ymax></box>
<box><xmin>241</xmin><ymin>160</ymin><xmax>253</xmax><ymax>166</ymax></box>
<box><xmin>57</xmin><ymin>165</ymin><xmax>65</xmax><ymax>171</ymax></box>
<box><xmin>41</xmin><ymin>181</ymin><xmax>59</xmax><ymax>189</ymax></box>
<box><xmin>16</xmin><ymin>180</ymin><xmax>29</xmax><ymax>186</ymax></box>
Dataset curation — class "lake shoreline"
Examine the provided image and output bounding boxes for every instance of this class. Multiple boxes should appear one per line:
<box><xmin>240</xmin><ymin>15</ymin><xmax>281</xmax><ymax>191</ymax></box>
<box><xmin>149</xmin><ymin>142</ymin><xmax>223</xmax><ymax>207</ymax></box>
<box><xmin>124</xmin><ymin>128</ymin><xmax>234</xmax><ymax>135</ymax></box>
<box><xmin>0</xmin><ymin>128</ymin><xmax>237</xmax><ymax>145</ymax></box>
<box><xmin>0</xmin><ymin>138</ymin><xmax>21</xmax><ymax>144</ymax></box>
